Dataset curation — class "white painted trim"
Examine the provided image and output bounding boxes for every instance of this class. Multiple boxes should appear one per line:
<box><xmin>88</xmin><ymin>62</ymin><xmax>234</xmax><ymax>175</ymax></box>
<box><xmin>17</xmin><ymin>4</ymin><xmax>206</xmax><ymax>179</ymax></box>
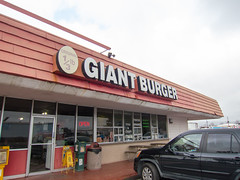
<box><xmin>93</xmin><ymin>107</ymin><xmax>97</xmax><ymax>142</ymax></box>
<box><xmin>0</xmin><ymin>96</ymin><xmax>6</xmax><ymax>137</ymax></box>
<box><xmin>4</xmin><ymin>174</ymin><xmax>25</xmax><ymax>180</ymax></box>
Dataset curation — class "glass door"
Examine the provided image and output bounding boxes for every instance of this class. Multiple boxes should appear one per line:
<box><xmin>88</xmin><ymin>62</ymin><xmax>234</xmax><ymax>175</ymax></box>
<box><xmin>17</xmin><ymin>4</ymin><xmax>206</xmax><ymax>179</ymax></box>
<box><xmin>29</xmin><ymin>116</ymin><xmax>55</xmax><ymax>174</ymax></box>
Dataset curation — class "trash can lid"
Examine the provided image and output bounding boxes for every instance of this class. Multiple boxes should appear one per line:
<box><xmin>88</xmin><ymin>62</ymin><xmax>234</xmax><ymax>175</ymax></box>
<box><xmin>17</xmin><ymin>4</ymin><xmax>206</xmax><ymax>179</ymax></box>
<box><xmin>88</xmin><ymin>147</ymin><xmax>102</xmax><ymax>154</ymax></box>
<box><xmin>90</xmin><ymin>142</ymin><xmax>100</xmax><ymax>148</ymax></box>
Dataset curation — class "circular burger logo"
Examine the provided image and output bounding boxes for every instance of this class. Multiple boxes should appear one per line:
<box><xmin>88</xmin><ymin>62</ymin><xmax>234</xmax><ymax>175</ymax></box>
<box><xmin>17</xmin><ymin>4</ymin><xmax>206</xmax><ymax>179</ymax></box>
<box><xmin>56</xmin><ymin>46</ymin><xmax>79</xmax><ymax>74</ymax></box>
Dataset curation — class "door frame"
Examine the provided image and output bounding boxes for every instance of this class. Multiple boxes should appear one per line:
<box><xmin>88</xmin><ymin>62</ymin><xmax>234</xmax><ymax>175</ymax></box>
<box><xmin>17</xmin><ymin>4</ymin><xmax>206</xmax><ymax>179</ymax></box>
<box><xmin>26</xmin><ymin>115</ymin><xmax>56</xmax><ymax>176</ymax></box>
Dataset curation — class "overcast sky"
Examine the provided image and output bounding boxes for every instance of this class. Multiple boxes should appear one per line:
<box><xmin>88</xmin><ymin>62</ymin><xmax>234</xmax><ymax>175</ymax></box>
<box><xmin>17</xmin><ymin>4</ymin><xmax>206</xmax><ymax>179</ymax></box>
<box><xmin>1</xmin><ymin>0</ymin><xmax>240</xmax><ymax>126</ymax></box>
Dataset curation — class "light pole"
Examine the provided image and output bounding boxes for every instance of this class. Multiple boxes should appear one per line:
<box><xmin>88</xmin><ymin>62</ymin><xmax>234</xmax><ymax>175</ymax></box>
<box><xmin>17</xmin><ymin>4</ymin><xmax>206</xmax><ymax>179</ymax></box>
<box><xmin>227</xmin><ymin>116</ymin><xmax>229</xmax><ymax>127</ymax></box>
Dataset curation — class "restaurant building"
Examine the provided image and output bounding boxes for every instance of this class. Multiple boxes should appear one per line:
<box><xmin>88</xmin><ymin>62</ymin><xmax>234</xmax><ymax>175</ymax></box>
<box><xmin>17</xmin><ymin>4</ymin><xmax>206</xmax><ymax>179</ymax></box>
<box><xmin>0</xmin><ymin>8</ymin><xmax>223</xmax><ymax>179</ymax></box>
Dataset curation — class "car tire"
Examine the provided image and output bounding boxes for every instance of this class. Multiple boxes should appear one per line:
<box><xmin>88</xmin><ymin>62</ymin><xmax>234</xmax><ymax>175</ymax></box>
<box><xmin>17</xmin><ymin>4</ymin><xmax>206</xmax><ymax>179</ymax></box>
<box><xmin>141</xmin><ymin>162</ymin><xmax>160</xmax><ymax>180</ymax></box>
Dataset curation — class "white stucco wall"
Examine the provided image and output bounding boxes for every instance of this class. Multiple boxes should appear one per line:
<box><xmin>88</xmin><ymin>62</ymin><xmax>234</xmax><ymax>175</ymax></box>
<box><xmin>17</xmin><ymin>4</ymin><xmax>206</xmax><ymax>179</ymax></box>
<box><xmin>167</xmin><ymin>117</ymin><xmax>188</xmax><ymax>140</ymax></box>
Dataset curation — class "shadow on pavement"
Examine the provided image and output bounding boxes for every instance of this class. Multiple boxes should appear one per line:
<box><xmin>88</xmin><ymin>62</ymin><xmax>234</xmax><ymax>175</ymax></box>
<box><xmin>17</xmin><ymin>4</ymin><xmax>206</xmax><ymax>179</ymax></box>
<box><xmin>124</xmin><ymin>175</ymin><xmax>141</xmax><ymax>180</ymax></box>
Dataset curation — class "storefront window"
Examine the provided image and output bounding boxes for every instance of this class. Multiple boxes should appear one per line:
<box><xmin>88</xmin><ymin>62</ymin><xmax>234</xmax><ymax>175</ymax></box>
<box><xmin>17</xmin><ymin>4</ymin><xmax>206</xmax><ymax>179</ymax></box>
<box><xmin>133</xmin><ymin>112</ymin><xmax>142</xmax><ymax>141</ymax></box>
<box><xmin>97</xmin><ymin>108</ymin><xmax>113</xmax><ymax>127</ymax></box>
<box><xmin>97</xmin><ymin>108</ymin><xmax>113</xmax><ymax>142</ymax></box>
<box><xmin>142</xmin><ymin>113</ymin><xmax>151</xmax><ymax>139</ymax></box>
<box><xmin>33</xmin><ymin>100</ymin><xmax>56</xmax><ymax>115</ymax></box>
<box><xmin>56</xmin><ymin>103</ymin><xmax>76</xmax><ymax>146</ymax></box>
<box><xmin>0</xmin><ymin>97</ymin><xmax>32</xmax><ymax>149</ymax></box>
<box><xmin>77</xmin><ymin>106</ymin><xmax>93</xmax><ymax>143</ymax></box>
<box><xmin>158</xmin><ymin>115</ymin><xmax>167</xmax><ymax>138</ymax></box>
<box><xmin>124</xmin><ymin>111</ymin><xmax>133</xmax><ymax>141</ymax></box>
<box><xmin>151</xmin><ymin>114</ymin><xmax>158</xmax><ymax>139</ymax></box>
<box><xmin>114</xmin><ymin>110</ymin><xmax>123</xmax><ymax>142</ymax></box>
<box><xmin>114</xmin><ymin>110</ymin><xmax>123</xmax><ymax>126</ymax></box>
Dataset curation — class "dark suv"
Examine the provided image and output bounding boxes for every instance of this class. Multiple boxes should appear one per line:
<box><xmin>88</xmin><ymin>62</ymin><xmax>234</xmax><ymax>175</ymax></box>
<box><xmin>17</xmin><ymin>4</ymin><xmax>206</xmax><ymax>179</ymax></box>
<box><xmin>134</xmin><ymin>128</ymin><xmax>240</xmax><ymax>180</ymax></box>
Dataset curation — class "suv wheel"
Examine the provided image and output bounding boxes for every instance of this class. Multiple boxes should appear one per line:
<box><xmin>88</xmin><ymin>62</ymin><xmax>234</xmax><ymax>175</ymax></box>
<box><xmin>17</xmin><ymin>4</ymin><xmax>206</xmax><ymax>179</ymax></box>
<box><xmin>141</xmin><ymin>163</ymin><xmax>159</xmax><ymax>180</ymax></box>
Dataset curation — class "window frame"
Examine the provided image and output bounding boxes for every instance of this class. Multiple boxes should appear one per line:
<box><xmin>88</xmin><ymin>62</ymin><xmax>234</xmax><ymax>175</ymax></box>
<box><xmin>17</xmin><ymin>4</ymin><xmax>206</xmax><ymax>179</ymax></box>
<box><xmin>124</xmin><ymin>111</ymin><xmax>133</xmax><ymax>142</ymax></box>
<box><xmin>0</xmin><ymin>96</ymin><xmax>170</xmax><ymax>146</ymax></box>
<box><xmin>0</xmin><ymin>97</ymin><xmax>32</xmax><ymax>149</ymax></box>
<box><xmin>158</xmin><ymin>115</ymin><xmax>168</xmax><ymax>139</ymax></box>
<box><xmin>142</xmin><ymin>113</ymin><xmax>151</xmax><ymax>140</ymax></box>
<box><xmin>133</xmin><ymin>112</ymin><xmax>142</xmax><ymax>141</ymax></box>
<box><xmin>170</xmin><ymin>133</ymin><xmax>203</xmax><ymax>153</ymax></box>
<box><xmin>113</xmin><ymin>110</ymin><xmax>124</xmax><ymax>142</ymax></box>
<box><xmin>56</xmin><ymin>103</ymin><xmax>76</xmax><ymax>146</ymax></box>
<box><xmin>76</xmin><ymin>106</ymin><xmax>94</xmax><ymax>144</ymax></box>
<box><xmin>151</xmin><ymin>114</ymin><xmax>158</xmax><ymax>139</ymax></box>
<box><xmin>0</xmin><ymin>96</ymin><xmax>4</xmax><ymax>136</ymax></box>
<box><xmin>97</xmin><ymin>108</ymin><xmax>114</xmax><ymax>143</ymax></box>
<box><xmin>96</xmin><ymin>108</ymin><xmax>169</xmax><ymax>144</ymax></box>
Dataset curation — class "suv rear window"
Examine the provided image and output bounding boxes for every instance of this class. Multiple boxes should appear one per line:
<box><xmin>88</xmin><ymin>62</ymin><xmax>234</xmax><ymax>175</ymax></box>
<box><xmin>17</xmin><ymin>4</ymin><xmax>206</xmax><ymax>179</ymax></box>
<box><xmin>206</xmin><ymin>133</ymin><xmax>240</xmax><ymax>153</ymax></box>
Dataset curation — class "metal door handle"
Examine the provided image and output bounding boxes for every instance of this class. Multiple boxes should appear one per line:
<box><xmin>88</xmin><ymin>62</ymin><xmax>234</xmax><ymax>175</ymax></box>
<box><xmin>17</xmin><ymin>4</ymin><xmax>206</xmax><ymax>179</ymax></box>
<box><xmin>184</xmin><ymin>153</ymin><xmax>197</xmax><ymax>159</ymax></box>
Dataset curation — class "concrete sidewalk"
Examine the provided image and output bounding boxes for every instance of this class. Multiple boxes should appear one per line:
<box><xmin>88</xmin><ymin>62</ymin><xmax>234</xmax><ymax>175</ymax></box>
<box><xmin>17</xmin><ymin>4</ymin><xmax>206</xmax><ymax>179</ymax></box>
<box><xmin>15</xmin><ymin>161</ymin><xmax>138</xmax><ymax>180</ymax></box>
